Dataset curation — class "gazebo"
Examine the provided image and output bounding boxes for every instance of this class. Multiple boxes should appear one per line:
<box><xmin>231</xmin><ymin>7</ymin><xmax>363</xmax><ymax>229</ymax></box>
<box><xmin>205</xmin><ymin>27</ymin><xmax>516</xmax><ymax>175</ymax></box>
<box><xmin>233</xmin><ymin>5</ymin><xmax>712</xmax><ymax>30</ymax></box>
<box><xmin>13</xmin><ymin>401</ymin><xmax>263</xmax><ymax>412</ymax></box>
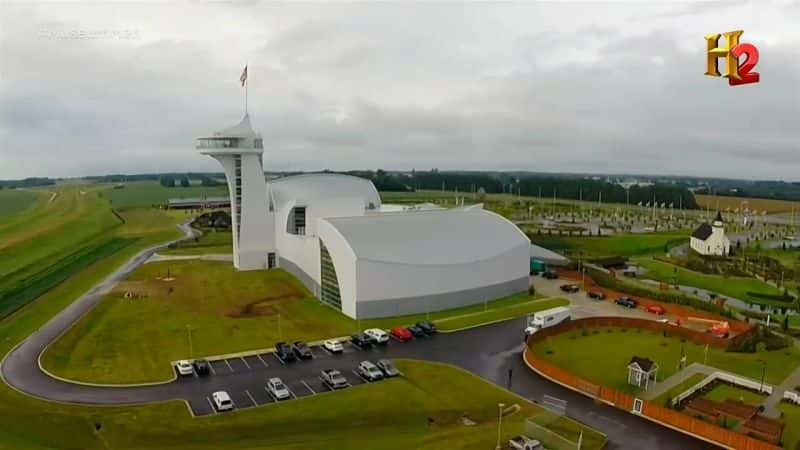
<box><xmin>627</xmin><ymin>356</ymin><xmax>659</xmax><ymax>390</ymax></box>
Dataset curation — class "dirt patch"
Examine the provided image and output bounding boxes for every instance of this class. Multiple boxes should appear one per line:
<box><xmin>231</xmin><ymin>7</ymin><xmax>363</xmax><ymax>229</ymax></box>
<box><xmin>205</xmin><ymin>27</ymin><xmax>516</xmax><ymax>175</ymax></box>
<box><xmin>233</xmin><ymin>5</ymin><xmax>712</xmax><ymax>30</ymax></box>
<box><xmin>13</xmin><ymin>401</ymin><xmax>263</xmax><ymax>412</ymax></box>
<box><xmin>226</xmin><ymin>293</ymin><xmax>304</xmax><ymax>318</ymax></box>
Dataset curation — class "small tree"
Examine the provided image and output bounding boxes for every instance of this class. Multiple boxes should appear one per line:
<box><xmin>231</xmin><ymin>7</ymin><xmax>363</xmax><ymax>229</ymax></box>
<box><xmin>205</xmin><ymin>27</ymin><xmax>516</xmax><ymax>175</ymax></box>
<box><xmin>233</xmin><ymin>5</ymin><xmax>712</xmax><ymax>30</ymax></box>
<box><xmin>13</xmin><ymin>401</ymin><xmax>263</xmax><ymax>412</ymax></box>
<box><xmin>783</xmin><ymin>315</ymin><xmax>789</xmax><ymax>332</ymax></box>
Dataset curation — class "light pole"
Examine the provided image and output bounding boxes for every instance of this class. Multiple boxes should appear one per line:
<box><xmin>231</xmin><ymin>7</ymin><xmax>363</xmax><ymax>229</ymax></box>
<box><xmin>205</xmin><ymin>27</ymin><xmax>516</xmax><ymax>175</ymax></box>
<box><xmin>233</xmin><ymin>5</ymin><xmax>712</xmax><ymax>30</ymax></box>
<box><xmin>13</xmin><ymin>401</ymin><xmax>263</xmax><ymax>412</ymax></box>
<box><xmin>278</xmin><ymin>313</ymin><xmax>283</xmax><ymax>341</ymax></box>
<box><xmin>495</xmin><ymin>403</ymin><xmax>505</xmax><ymax>450</ymax></box>
<box><xmin>759</xmin><ymin>359</ymin><xmax>766</xmax><ymax>393</ymax></box>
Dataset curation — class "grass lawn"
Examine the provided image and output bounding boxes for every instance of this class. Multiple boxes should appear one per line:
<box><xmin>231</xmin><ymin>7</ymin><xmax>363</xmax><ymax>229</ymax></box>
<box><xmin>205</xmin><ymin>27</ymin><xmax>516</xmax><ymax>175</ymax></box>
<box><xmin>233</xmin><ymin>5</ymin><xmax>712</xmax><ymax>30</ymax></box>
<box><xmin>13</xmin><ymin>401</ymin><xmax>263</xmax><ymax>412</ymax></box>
<box><xmin>530</xmin><ymin>327</ymin><xmax>800</xmax><ymax>394</ymax></box>
<box><xmin>635</xmin><ymin>258</ymin><xmax>783</xmax><ymax>302</ymax></box>
<box><xmin>702</xmin><ymin>383</ymin><xmax>766</xmax><ymax>406</ymax></box>
<box><xmin>529</xmin><ymin>232</ymin><xmax>687</xmax><ymax>259</ymax></box>
<box><xmin>160</xmin><ymin>228</ymin><xmax>232</xmax><ymax>255</ymax></box>
<box><xmin>779</xmin><ymin>402</ymin><xmax>800</xmax><ymax>450</ymax></box>
<box><xmin>650</xmin><ymin>373</ymin><xmax>707</xmax><ymax>406</ymax></box>
<box><xmin>103</xmin><ymin>181</ymin><xmax>228</xmax><ymax>210</ymax></box>
<box><xmin>0</xmin><ymin>188</ymin><xmax>39</xmax><ymax>218</ymax></box>
<box><xmin>43</xmin><ymin>258</ymin><xmax>552</xmax><ymax>383</ymax></box>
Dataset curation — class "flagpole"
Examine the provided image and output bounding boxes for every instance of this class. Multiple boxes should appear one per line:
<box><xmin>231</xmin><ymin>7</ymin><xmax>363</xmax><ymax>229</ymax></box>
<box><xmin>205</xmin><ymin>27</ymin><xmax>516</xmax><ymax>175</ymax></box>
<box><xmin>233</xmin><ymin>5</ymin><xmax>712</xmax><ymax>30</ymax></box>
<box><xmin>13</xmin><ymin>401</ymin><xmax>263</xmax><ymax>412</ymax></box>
<box><xmin>245</xmin><ymin>63</ymin><xmax>248</xmax><ymax>115</ymax></box>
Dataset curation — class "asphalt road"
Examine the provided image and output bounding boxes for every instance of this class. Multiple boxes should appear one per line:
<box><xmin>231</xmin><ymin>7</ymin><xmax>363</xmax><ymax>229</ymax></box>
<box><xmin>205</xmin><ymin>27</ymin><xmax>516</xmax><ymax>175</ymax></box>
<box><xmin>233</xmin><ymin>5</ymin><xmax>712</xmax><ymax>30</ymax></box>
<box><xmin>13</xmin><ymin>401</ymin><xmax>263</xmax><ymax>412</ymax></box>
<box><xmin>0</xmin><ymin>227</ymin><xmax>719</xmax><ymax>449</ymax></box>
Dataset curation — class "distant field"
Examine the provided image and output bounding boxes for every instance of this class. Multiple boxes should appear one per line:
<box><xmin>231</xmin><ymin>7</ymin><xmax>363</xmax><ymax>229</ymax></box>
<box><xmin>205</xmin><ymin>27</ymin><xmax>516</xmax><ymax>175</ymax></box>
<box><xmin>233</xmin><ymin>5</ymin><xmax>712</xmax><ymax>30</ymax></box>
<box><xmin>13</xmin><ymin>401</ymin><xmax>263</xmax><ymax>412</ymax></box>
<box><xmin>0</xmin><ymin>189</ymin><xmax>40</xmax><ymax>218</ymax></box>
<box><xmin>695</xmin><ymin>194</ymin><xmax>800</xmax><ymax>214</ymax></box>
<box><xmin>530</xmin><ymin>232</ymin><xmax>687</xmax><ymax>259</ymax></box>
<box><xmin>103</xmin><ymin>181</ymin><xmax>228</xmax><ymax>210</ymax></box>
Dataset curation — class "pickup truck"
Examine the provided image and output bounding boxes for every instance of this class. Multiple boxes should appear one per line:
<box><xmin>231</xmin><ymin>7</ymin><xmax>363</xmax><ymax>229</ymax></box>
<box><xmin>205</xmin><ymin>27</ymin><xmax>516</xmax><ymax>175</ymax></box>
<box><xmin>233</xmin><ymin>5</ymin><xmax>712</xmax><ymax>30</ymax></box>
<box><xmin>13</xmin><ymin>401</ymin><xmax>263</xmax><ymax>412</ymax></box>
<box><xmin>508</xmin><ymin>435</ymin><xmax>543</xmax><ymax>450</ymax></box>
<box><xmin>320</xmin><ymin>369</ymin><xmax>349</xmax><ymax>390</ymax></box>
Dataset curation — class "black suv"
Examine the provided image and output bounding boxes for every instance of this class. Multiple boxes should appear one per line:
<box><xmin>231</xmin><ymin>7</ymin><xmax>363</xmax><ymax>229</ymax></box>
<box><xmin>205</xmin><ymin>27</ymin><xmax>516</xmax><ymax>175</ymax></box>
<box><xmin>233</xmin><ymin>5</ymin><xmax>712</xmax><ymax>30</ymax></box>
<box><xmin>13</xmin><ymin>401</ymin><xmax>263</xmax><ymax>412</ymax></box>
<box><xmin>292</xmin><ymin>341</ymin><xmax>313</xmax><ymax>360</ymax></box>
<box><xmin>275</xmin><ymin>342</ymin><xmax>297</xmax><ymax>362</ymax></box>
<box><xmin>416</xmin><ymin>321</ymin><xmax>437</xmax><ymax>335</ymax></box>
<box><xmin>350</xmin><ymin>333</ymin><xmax>373</xmax><ymax>349</ymax></box>
<box><xmin>407</xmin><ymin>325</ymin><xmax>426</xmax><ymax>338</ymax></box>
<box><xmin>542</xmin><ymin>271</ymin><xmax>558</xmax><ymax>280</ymax></box>
<box><xmin>193</xmin><ymin>359</ymin><xmax>211</xmax><ymax>376</ymax></box>
<box><xmin>559</xmin><ymin>284</ymin><xmax>580</xmax><ymax>293</ymax></box>
<box><xmin>615</xmin><ymin>297</ymin><xmax>638</xmax><ymax>308</ymax></box>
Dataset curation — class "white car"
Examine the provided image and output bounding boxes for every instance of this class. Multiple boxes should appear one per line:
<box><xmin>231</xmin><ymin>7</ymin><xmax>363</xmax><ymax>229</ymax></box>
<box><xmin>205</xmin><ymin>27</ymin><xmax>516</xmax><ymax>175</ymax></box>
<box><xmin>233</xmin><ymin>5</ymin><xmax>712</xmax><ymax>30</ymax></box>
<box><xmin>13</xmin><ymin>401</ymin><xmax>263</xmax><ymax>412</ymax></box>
<box><xmin>266</xmin><ymin>377</ymin><xmax>291</xmax><ymax>400</ymax></box>
<box><xmin>212</xmin><ymin>391</ymin><xmax>233</xmax><ymax>411</ymax></box>
<box><xmin>364</xmin><ymin>328</ymin><xmax>389</xmax><ymax>344</ymax></box>
<box><xmin>175</xmin><ymin>360</ymin><xmax>193</xmax><ymax>376</ymax></box>
<box><xmin>323</xmin><ymin>339</ymin><xmax>344</xmax><ymax>353</ymax></box>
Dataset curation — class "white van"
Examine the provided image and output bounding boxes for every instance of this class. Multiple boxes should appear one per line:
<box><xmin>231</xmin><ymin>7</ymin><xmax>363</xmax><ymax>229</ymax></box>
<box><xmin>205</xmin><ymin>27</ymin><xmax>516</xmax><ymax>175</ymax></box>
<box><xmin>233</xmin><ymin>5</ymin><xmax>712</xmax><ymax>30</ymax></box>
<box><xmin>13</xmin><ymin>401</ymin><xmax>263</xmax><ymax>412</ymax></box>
<box><xmin>364</xmin><ymin>328</ymin><xmax>389</xmax><ymax>344</ymax></box>
<box><xmin>212</xmin><ymin>391</ymin><xmax>233</xmax><ymax>411</ymax></box>
<box><xmin>525</xmin><ymin>307</ymin><xmax>571</xmax><ymax>336</ymax></box>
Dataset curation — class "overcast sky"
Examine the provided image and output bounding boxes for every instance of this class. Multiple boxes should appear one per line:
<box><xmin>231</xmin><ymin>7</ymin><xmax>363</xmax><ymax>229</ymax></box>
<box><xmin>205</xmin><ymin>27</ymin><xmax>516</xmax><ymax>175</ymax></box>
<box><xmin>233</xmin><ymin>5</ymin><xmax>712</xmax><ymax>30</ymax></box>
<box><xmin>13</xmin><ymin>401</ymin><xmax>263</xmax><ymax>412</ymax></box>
<box><xmin>1</xmin><ymin>1</ymin><xmax>798</xmax><ymax>180</ymax></box>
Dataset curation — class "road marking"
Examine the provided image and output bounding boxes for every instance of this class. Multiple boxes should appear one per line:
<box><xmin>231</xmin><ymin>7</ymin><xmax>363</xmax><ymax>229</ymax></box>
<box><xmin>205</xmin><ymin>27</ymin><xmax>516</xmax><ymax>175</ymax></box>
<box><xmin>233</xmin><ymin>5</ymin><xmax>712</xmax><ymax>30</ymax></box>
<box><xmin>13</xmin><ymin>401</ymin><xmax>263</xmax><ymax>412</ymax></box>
<box><xmin>245</xmin><ymin>389</ymin><xmax>257</xmax><ymax>407</ymax></box>
<box><xmin>206</xmin><ymin>397</ymin><xmax>217</xmax><ymax>415</ymax></box>
<box><xmin>224</xmin><ymin>359</ymin><xmax>234</xmax><ymax>372</ymax></box>
<box><xmin>353</xmin><ymin>369</ymin><xmax>369</xmax><ymax>383</ymax></box>
<box><xmin>256</xmin><ymin>354</ymin><xmax>269</xmax><ymax>367</ymax></box>
<box><xmin>241</xmin><ymin>357</ymin><xmax>251</xmax><ymax>369</ymax></box>
<box><xmin>273</xmin><ymin>353</ymin><xmax>285</xmax><ymax>365</ymax></box>
<box><xmin>290</xmin><ymin>388</ymin><xmax>297</xmax><ymax>399</ymax></box>
<box><xmin>208</xmin><ymin>363</ymin><xmax>216</xmax><ymax>376</ymax></box>
<box><xmin>301</xmin><ymin>380</ymin><xmax>316</xmax><ymax>395</ymax></box>
<box><xmin>320</xmin><ymin>346</ymin><xmax>333</xmax><ymax>356</ymax></box>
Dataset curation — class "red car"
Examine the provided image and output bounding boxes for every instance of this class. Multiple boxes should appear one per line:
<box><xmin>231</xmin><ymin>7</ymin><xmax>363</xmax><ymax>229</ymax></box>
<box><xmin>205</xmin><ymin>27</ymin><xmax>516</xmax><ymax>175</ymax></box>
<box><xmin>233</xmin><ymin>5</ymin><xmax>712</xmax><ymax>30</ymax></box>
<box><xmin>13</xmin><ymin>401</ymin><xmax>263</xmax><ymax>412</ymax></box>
<box><xmin>647</xmin><ymin>305</ymin><xmax>666</xmax><ymax>315</ymax></box>
<box><xmin>390</xmin><ymin>327</ymin><xmax>413</xmax><ymax>342</ymax></box>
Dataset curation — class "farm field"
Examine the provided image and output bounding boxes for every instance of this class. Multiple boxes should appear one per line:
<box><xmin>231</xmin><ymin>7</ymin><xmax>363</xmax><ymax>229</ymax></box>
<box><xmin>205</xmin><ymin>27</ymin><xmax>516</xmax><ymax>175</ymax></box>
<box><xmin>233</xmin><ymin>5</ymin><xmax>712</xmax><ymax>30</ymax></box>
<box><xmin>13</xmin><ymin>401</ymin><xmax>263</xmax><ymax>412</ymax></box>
<box><xmin>529</xmin><ymin>232</ymin><xmax>687</xmax><ymax>259</ymax></box>
<box><xmin>635</xmin><ymin>258</ymin><xmax>784</xmax><ymax>302</ymax></box>
<box><xmin>0</xmin><ymin>188</ymin><xmax>40</xmax><ymax>218</ymax></box>
<box><xmin>696</xmin><ymin>194</ymin><xmax>800</xmax><ymax>214</ymax></box>
<box><xmin>529</xmin><ymin>327</ymin><xmax>800</xmax><ymax>394</ymax></box>
<box><xmin>103</xmin><ymin>181</ymin><xmax>228</xmax><ymax>210</ymax></box>
<box><xmin>43</xmin><ymin>259</ymin><xmax>552</xmax><ymax>384</ymax></box>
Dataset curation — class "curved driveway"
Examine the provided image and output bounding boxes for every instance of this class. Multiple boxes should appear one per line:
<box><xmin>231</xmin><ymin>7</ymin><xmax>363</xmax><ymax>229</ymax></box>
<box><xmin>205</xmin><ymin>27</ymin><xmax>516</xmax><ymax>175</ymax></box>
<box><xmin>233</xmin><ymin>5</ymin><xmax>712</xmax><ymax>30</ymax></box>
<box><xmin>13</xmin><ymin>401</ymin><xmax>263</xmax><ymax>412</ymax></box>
<box><xmin>1</xmin><ymin>224</ymin><xmax>716</xmax><ymax>450</ymax></box>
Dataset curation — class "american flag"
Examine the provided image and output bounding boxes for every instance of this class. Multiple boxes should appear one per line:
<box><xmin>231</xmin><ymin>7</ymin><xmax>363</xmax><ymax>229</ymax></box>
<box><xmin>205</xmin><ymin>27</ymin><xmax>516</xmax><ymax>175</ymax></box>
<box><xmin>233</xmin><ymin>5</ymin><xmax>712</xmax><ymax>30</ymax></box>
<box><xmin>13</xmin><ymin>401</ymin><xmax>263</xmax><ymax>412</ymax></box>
<box><xmin>240</xmin><ymin>65</ymin><xmax>248</xmax><ymax>87</ymax></box>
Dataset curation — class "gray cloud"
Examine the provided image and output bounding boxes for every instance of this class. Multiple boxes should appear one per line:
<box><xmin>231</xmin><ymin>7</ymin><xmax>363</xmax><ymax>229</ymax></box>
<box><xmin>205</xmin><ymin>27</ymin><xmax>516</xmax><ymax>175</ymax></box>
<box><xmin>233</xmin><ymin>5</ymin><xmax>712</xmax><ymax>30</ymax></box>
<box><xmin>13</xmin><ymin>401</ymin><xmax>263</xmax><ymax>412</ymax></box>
<box><xmin>0</xmin><ymin>1</ymin><xmax>798</xmax><ymax>180</ymax></box>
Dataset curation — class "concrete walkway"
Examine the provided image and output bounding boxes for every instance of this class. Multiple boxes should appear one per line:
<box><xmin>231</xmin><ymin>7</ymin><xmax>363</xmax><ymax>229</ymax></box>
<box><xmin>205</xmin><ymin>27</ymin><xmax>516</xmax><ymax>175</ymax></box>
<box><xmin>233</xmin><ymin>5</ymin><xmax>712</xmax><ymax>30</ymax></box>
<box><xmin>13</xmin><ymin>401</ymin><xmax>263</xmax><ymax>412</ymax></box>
<box><xmin>641</xmin><ymin>363</ymin><xmax>715</xmax><ymax>401</ymax></box>
<box><xmin>145</xmin><ymin>253</ymin><xmax>232</xmax><ymax>264</ymax></box>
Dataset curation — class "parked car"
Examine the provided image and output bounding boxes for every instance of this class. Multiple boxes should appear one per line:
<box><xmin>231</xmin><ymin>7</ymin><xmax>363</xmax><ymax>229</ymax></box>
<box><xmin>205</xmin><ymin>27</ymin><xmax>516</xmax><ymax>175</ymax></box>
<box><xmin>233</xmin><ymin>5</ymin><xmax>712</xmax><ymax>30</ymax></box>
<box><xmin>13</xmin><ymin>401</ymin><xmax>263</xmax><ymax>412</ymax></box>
<box><xmin>416</xmin><ymin>321</ymin><xmax>437</xmax><ymax>335</ymax></box>
<box><xmin>320</xmin><ymin>369</ymin><xmax>349</xmax><ymax>390</ymax></box>
<box><xmin>292</xmin><ymin>341</ymin><xmax>313</xmax><ymax>360</ymax></box>
<box><xmin>407</xmin><ymin>325</ymin><xmax>426</xmax><ymax>338</ymax></box>
<box><xmin>541</xmin><ymin>271</ymin><xmax>558</xmax><ymax>280</ymax></box>
<box><xmin>615</xmin><ymin>297</ymin><xmax>638</xmax><ymax>308</ymax></box>
<box><xmin>559</xmin><ymin>284</ymin><xmax>580</xmax><ymax>293</ymax></box>
<box><xmin>275</xmin><ymin>342</ymin><xmax>297</xmax><ymax>362</ymax></box>
<box><xmin>323</xmin><ymin>339</ymin><xmax>344</xmax><ymax>353</ymax></box>
<box><xmin>647</xmin><ymin>305</ymin><xmax>666</xmax><ymax>315</ymax></box>
<box><xmin>212</xmin><ymin>391</ymin><xmax>233</xmax><ymax>411</ymax></box>
<box><xmin>175</xmin><ymin>360</ymin><xmax>194</xmax><ymax>376</ymax></box>
<box><xmin>376</xmin><ymin>359</ymin><xmax>400</xmax><ymax>377</ymax></box>
<box><xmin>351</xmin><ymin>333</ymin><xmax>374</xmax><ymax>349</ymax></box>
<box><xmin>587</xmin><ymin>290</ymin><xmax>605</xmax><ymax>300</ymax></box>
<box><xmin>390</xmin><ymin>327</ymin><xmax>413</xmax><ymax>342</ymax></box>
<box><xmin>358</xmin><ymin>360</ymin><xmax>385</xmax><ymax>382</ymax></box>
<box><xmin>193</xmin><ymin>359</ymin><xmax>210</xmax><ymax>376</ymax></box>
<box><xmin>508</xmin><ymin>435</ymin><xmax>544</xmax><ymax>450</ymax></box>
<box><xmin>364</xmin><ymin>328</ymin><xmax>389</xmax><ymax>344</ymax></box>
<box><xmin>266</xmin><ymin>377</ymin><xmax>291</xmax><ymax>400</ymax></box>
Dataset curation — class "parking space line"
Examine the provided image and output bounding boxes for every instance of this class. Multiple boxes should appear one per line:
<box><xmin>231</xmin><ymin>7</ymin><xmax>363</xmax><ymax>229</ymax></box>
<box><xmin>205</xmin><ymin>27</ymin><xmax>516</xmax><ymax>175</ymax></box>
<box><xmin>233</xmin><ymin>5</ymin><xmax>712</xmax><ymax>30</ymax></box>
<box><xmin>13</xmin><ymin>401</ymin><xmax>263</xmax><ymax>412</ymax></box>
<box><xmin>208</xmin><ymin>364</ymin><xmax>216</xmax><ymax>376</ymax></box>
<box><xmin>245</xmin><ymin>390</ymin><xmax>257</xmax><ymax>407</ymax></box>
<box><xmin>273</xmin><ymin>353</ymin><xmax>285</xmax><ymax>365</ymax></box>
<box><xmin>241</xmin><ymin>357</ymin><xmax>251</xmax><ymax>369</ymax></box>
<box><xmin>301</xmin><ymin>380</ymin><xmax>316</xmax><ymax>395</ymax></box>
<box><xmin>320</xmin><ymin>347</ymin><xmax>333</xmax><ymax>356</ymax></box>
<box><xmin>206</xmin><ymin>397</ymin><xmax>217</xmax><ymax>414</ymax></box>
<box><xmin>225</xmin><ymin>359</ymin><xmax>234</xmax><ymax>372</ymax></box>
<box><xmin>352</xmin><ymin>369</ymin><xmax>369</xmax><ymax>383</ymax></box>
<box><xmin>256</xmin><ymin>354</ymin><xmax>269</xmax><ymax>367</ymax></box>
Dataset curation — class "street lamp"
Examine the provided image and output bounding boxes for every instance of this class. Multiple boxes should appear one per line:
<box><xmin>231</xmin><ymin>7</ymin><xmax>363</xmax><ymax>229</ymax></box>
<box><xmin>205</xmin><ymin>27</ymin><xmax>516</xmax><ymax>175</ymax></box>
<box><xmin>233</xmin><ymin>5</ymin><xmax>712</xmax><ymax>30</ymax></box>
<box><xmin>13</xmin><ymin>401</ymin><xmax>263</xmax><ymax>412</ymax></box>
<box><xmin>758</xmin><ymin>359</ymin><xmax>766</xmax><ymax>393</ymax></box>
<box><xmin>186</xmin><ymin>324</ymin><xmax>193</xmax><ymax>358</ymax></box>
<box><xmin>495</xmin><ymin>403</ymin><xmax>505</xmax><ymax>450</ymax></box>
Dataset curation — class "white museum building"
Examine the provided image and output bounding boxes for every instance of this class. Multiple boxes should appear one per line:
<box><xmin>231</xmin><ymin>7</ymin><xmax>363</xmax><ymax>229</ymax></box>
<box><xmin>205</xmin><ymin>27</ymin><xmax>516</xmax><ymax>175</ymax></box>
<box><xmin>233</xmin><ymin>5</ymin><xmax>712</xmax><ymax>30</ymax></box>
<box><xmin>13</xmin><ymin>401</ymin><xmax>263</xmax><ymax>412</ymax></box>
<box><xmin>690</xmin><ymin>211</ymin><xmax>730</xmax><ymax>256</ymax></box>
<box><xmin>197</xmin><ymin>114</ymin><xmax>531</xmax><ymax>319</ymax></box>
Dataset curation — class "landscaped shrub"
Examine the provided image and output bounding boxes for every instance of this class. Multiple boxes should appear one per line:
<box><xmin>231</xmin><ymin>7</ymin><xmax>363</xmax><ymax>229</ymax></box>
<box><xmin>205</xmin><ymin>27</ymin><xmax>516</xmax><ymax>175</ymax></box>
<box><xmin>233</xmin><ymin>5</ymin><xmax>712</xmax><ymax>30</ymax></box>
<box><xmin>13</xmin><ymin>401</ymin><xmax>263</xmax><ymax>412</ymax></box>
<box><xmin>727</xmin><ymin>325</ymin><xmax>792</xmax><ymax>353</ymax></box>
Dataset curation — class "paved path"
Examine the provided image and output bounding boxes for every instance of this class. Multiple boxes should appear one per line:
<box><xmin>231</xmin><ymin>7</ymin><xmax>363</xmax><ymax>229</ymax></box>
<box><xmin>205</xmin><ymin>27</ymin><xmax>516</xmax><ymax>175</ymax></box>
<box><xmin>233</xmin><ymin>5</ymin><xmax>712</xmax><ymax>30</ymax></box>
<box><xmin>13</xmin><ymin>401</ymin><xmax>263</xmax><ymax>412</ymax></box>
<box><xmin>642</xmin><ymin>363</ymin><xmax>715</xmax><ymax>401</ymax></box>
<box><xmin>762</xmin><ymin>338</ymin><xmax>800</xmax><ymax>417</ymax></box>
<box><xmin>0</xmin><ymin>247</ymin><xmax>719</xmax><ymax>449</ymax></box>
<box><xmin>146</xmin><ymin>253</ymin><xmax>233</xmax><ymax>264</ymax></box>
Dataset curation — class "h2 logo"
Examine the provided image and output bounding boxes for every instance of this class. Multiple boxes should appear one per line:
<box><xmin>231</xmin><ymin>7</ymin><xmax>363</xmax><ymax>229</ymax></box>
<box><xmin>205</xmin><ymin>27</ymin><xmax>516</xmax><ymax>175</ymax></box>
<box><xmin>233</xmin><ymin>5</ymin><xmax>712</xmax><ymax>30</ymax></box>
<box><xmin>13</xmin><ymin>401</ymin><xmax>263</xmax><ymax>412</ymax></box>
<box><xmin>705</xmin><ymin>30</ymin><xmax>760</xmax><ymax>86</ymax></box>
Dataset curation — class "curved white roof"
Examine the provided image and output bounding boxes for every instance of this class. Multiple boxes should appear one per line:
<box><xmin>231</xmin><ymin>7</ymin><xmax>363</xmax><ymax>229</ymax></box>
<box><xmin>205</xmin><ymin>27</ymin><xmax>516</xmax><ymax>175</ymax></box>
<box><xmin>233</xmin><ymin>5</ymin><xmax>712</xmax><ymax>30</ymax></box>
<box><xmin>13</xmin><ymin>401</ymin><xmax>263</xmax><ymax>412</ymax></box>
<box><xmin>268</xmin><ymin>173</ymin><xmax>381</xmax><ymax>210</ymax></box>
<box><xmin>213</xmin><ymin>114</ymin><xmax>258</xmax><ymax>138</ymax></box>
<box><xmin>322</xmin><ymin>209</ymin><xmax>529</xmax><ymax>265</ymax></box>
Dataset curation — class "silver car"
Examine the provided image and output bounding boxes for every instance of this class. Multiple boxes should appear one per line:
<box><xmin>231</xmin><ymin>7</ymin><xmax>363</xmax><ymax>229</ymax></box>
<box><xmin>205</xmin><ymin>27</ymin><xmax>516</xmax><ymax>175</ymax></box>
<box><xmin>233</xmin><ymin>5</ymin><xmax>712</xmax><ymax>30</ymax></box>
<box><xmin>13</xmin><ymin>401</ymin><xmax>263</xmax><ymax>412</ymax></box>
<box><xmin>267</xmin><ymin>377</ymin><xmax>291</xmax><ymax>400</ymax></box>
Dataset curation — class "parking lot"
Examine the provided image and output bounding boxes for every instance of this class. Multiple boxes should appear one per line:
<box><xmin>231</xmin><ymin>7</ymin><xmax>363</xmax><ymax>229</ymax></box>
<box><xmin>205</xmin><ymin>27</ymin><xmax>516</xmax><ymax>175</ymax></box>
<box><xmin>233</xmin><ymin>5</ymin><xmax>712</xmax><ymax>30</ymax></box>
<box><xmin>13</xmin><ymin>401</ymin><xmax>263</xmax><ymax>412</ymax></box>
<box><xmin>175</xmin><ymin>338</ymin><xmax>412</xmax><ymax>416</ymax></box>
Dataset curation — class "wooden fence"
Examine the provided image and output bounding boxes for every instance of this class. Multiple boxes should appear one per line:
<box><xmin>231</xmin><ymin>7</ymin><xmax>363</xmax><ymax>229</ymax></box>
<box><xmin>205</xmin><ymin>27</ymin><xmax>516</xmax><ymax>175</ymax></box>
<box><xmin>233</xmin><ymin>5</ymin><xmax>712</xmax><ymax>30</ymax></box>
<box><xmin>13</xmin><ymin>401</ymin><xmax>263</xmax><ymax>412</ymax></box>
<box><xmin>524</xmin><ymin>318</ymin><xmax>781</xmax><ymax>450</ymax></box>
